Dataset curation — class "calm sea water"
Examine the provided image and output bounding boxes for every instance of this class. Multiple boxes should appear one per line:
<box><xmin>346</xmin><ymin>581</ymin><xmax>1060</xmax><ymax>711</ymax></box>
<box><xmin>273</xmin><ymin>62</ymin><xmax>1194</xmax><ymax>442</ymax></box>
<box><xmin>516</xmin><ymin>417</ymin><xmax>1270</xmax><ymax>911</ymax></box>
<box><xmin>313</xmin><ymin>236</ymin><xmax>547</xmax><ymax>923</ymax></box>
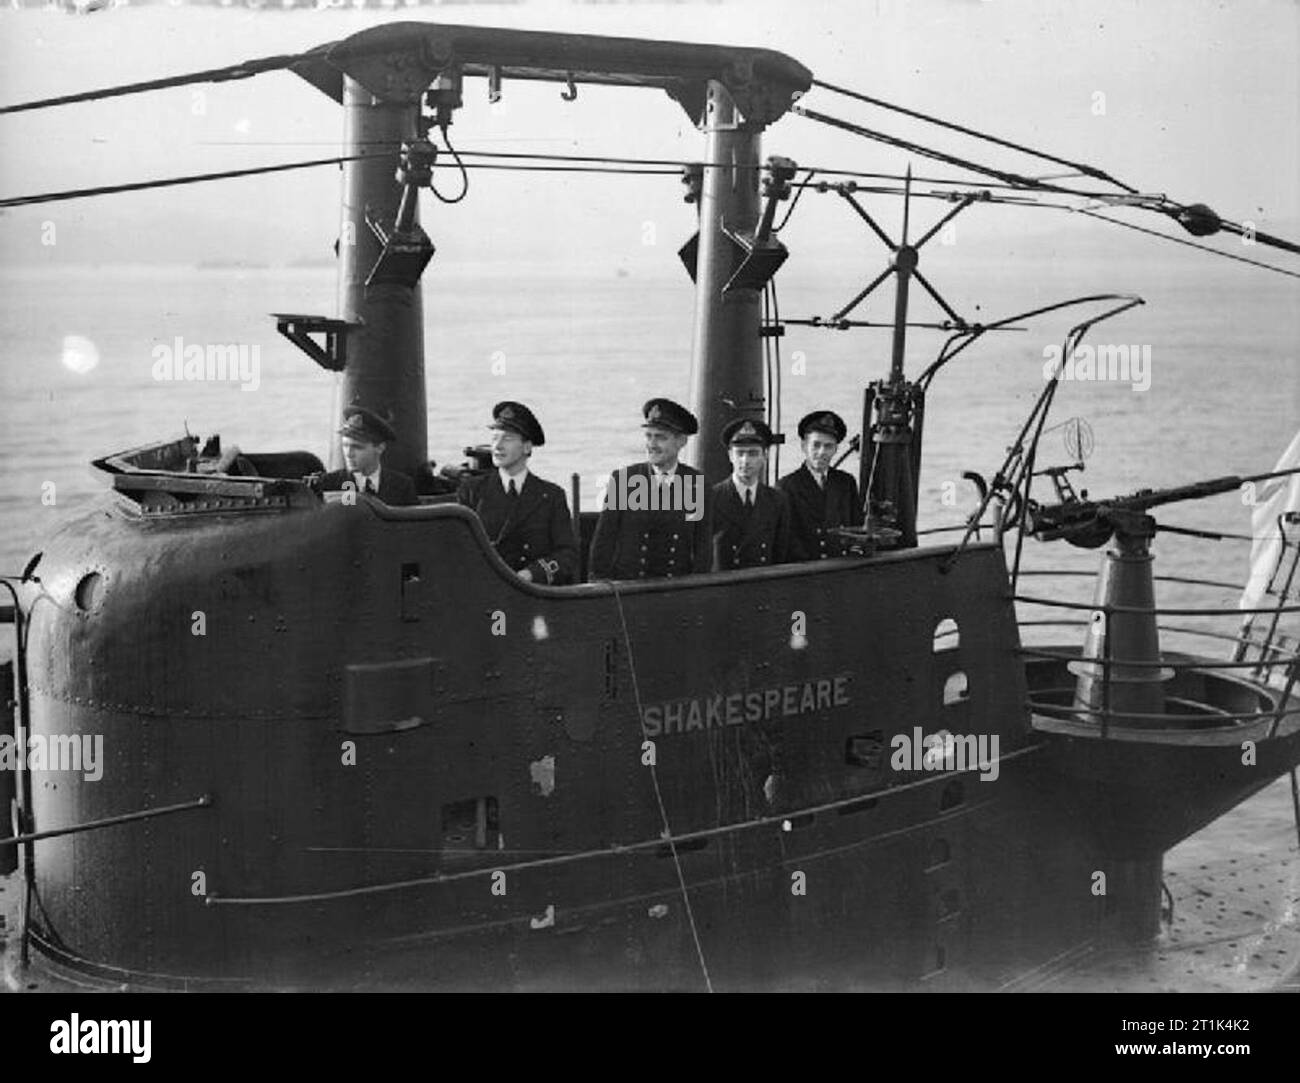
<box><xmin>0</xmin><ymin>255</ymin><xmax>1296</xmax><ymax>639</ymax></box>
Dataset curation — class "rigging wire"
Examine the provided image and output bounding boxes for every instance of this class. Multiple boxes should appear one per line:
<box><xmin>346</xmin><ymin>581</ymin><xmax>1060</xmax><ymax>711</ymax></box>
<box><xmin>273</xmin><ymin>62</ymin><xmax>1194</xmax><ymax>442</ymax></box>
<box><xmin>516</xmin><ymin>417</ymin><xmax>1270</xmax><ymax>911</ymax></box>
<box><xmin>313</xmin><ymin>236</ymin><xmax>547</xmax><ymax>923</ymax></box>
<box><xmin>457</xmin><ymin>151</ymin><xmax>1128</xmax><ymax>197</ymax></box>
<box><xmin>0</xmin><ymin>158</ymin><xmax>1087</xmax><ymax>212</ymax></box>
<box><xmin>0</xmin><ymin>158</ymin><xmax>684</xmax><ymax>208</ymax></box>
<box><xmin>809</xmin><ymin>77</ymin><xmax>1138</xmax><ymax>193</ymax></box>
<box><xmin>0</xmin><ymin>51</ymin><xmax>310</xmax><ymax>116</ymax></box>
<box><xmin>0</xmin><ymin>152</ymin><xmax>389</xmax><ymax>209</ymax></box>
<box><xmin>792</xmin><ymin>104</ymin><xmax>1096</xmax><ymax>197</ymax></box>
<box><xmin>0</xmin><ymin>162</ymin><xmax>1033</xmax><ymax>210</ymax></box>
<box><xmin>784</xmin><ymin>182</ymin><xmax>1300</xmax><ymax>281</ymax></box>
<box><xmin>3</xmin><ymin>51</ymin><xmax>1294</xmax><ymax>253</ymax></box>
<box><xmin>0</xmin><ymin>56</ymin><xmax>1194</xmax><ymax>212</ymax></box>
<box><xmin>3</xmin><ymin>145</ymin><xmax>1295</xmax><ymax>281</ymax></box>
<box><xmin>1</xmin><ymin>60</ymin><xmax>1295</xmax><ymax>272</ymax></box>
<box><xmin>793</xmin><ymin>105</ymin><xmax>1300</xmax><ymax>260</ymax></box>
<box><xmin>0</xmin><ymin>145</ymin><xmax>1127</xmax><ymax>205</ymax></box>
<box><xmin>1075</xmin><ymin>208</ymin><xmax>1300</xmax><ymax>281</ymax></box>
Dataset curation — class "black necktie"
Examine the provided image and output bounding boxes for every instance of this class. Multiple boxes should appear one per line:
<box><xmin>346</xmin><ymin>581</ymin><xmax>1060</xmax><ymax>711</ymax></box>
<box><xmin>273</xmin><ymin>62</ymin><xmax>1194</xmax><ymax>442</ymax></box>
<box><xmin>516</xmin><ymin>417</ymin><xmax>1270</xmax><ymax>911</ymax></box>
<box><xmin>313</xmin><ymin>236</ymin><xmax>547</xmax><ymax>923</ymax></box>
<box><xmin>744</xmin><ymin>488</ymin><xmax>754</xmax><ymax>509</ymax></box>
<box><xmin>507</xmin><ymin>478</ymin><xmax>518</xmax><ymax>500</ymax></box>
<box><xmin>364</xmin><ymin>477</ymin><xmax>375</xmax><ymax>495</ymax></box>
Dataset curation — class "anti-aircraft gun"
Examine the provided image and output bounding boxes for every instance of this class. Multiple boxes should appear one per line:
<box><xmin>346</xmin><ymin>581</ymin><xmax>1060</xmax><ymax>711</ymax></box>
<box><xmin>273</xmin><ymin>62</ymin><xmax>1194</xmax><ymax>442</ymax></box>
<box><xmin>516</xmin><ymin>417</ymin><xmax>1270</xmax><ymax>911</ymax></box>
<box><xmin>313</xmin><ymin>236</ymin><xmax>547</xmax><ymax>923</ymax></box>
<box><xmin>1022</xmin><ymin>464</ymin><xmax>1300</xmax><ymax>728</ymax></box>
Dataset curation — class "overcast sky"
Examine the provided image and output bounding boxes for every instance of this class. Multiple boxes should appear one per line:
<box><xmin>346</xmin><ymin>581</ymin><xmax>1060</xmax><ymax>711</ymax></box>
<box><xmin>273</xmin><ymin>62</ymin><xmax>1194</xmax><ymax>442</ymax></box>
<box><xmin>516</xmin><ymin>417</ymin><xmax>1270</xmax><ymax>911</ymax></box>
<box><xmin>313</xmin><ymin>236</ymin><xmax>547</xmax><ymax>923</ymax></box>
<box><xmin>1</xmin><ymin>0</ymin><xmax>1297</xmax><ymax>267</ymax></box>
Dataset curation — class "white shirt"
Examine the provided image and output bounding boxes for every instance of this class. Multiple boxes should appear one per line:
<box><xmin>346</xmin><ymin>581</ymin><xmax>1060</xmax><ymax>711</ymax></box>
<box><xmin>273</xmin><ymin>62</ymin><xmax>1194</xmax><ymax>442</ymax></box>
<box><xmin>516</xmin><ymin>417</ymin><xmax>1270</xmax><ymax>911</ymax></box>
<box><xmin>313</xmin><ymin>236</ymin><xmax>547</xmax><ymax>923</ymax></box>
<box><xmin>808</xmin><ymin>466</ymin><xmax>828</xmax><ymax>490</ymax></box>
<box><xmin>353</xmin><ymin>466</ymin><xmax>382</xmax><ymax>494</ymax></box>
<box><xmin>732</xmin><ymin>477</ymin><xmax>758</xmax><ymax>505</ymax></box>
<box><xmin>499</xmin><ymin>465</ymin><xmax>530</xmax><ymax>493</ymax></box>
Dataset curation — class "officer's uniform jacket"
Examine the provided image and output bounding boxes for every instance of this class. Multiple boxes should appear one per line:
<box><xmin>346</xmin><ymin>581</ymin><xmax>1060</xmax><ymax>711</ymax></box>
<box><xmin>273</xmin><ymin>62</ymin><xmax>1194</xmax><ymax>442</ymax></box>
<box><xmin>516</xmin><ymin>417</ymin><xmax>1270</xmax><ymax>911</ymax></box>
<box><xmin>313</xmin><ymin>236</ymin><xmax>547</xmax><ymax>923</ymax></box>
<box><xmin>710</xmin><ymin>479</ymin><xmax>792</xmax><ymax>571</ymax></box>
<box><xmin>458</xmin><ymin>471</ymin><xmax>578</xmax><ymax>586</ymax></box>
<box><xmin>318</xmin><ymin>467</ymin><xmax>418</xmax><ymax>507</ymax></box>
<box><xmin>588</xmin><ymin>462</ymin><xmax>710</xmax><ymax>580</ymax></box>
<box><xmin>776</xmin><ymin>464</ymin><xmax>862</xmax><ymax>561</ymax></box>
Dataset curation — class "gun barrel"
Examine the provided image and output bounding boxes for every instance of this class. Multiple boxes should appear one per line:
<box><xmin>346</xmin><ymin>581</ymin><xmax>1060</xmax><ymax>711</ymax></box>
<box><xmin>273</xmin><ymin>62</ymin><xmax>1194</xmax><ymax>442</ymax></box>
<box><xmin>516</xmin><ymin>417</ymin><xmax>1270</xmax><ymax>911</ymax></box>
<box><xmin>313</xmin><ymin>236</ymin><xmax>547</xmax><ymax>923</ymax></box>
<box><xmin>1107</xmin><ymin>465</ymin><xmax>1300</xmax><ymax>512</ymax></box>
<box><xmin>1111</xmin><ymin>475</ymin><xmax>1242</xmax><ymax>511</ymax></box>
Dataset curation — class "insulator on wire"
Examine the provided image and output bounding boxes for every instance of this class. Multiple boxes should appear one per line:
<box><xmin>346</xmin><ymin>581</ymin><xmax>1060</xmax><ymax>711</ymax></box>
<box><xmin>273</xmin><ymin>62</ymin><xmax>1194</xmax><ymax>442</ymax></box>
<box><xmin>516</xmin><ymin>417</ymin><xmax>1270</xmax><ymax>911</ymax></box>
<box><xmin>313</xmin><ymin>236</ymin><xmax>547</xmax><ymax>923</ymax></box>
<box><xmin>680</xmin><ymin>163</ymin><xmax>704</xmax><ymax>204</ymax></box>
<box><xmin>1171</xmin><ymin>202</ymin><xmax>1222</xmax><ymax>238</ymax></box>
<box><xmin>762</xmin><ymin>156</ymin><xmax>798</xmax><ymax>201</ymax></box>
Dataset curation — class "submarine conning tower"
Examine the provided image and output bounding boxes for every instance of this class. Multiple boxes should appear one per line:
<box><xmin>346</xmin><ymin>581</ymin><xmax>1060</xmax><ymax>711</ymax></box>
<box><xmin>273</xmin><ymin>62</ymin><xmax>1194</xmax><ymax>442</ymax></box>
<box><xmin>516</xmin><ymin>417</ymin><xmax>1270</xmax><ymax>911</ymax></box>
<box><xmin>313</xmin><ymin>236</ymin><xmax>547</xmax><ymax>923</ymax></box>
<box><xmin>278</xmin><ymin>22</ymin><xmax>812</xmax><ymax>484</ymax></box>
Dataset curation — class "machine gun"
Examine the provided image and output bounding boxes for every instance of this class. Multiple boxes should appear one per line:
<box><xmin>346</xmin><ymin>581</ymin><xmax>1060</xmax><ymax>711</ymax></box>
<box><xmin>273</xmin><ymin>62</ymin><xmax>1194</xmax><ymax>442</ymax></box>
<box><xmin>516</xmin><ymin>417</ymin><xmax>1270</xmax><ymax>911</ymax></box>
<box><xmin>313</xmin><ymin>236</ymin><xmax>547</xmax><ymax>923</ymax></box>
<box><xmin>1019</xmin><ymin>462</ymin><xmax>1300</xmax><ymax>730</ymax></box>
<box><xmin>1025</xmin><ymin>465</ymin><xmax>1300</xmax><ymax>549</ymax></box>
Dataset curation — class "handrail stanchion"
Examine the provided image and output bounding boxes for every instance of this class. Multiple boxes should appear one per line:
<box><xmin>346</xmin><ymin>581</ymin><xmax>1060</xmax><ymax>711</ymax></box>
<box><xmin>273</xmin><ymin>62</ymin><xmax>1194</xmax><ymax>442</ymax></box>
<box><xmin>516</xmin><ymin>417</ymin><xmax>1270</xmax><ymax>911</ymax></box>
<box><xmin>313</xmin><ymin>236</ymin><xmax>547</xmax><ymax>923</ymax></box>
<box><xmin>1268</xmin><ymin>662</ymin><xmax>1298</xmax><ymax>741</ymax></box>
<box><xmin>1256</xmin><ymin>516</ymin><xmax>1299</xmax><ymax>679</ymax></box>
<box><xmin>1100</xmin><ymin>605</ymin><xmax>1111</xmax><ymax>740</ymax></box>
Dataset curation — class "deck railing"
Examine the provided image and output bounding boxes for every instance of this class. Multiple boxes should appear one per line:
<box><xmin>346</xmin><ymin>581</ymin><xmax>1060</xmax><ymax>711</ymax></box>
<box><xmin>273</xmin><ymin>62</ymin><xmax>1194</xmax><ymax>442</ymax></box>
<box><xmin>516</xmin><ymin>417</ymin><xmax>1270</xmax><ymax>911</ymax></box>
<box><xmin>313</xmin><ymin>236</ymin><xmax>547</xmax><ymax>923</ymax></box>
<box><xmin>1009</xmin><ymin>555</ymin><xmax>1299</xmax><ymax>738</ymax></box>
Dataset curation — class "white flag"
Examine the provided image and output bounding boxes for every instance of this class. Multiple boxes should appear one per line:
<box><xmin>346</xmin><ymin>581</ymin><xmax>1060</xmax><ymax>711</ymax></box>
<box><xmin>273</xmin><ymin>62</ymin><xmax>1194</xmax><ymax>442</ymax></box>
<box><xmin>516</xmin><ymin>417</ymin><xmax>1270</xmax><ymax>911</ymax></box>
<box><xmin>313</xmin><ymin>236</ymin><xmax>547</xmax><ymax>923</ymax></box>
<box><xmin>1239</xmin><ymin>429</ymin><xmax>1300</xmax><ymax>620</ymax></box>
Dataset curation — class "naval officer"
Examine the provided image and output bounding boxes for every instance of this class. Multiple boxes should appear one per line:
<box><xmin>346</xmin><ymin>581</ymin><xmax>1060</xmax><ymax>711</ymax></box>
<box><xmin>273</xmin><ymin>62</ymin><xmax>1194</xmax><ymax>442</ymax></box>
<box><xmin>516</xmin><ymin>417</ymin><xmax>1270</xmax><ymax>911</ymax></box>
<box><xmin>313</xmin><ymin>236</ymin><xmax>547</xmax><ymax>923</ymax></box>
<box><xmin>318</xmin><ymin>406</ymin><xmax>419</xmax><ymax>506</ymax></box>
<box><xmin>711</xmin><ymin>418</ymin><xmax>791</xmax><ymax>570</ymax></box>
<box><xmin>588</xmin><ymin>398</ymin><xmax>710</xmax><ymax>580</ymax></box>
<box><xmin>777</xmin><ymin>410</ymin><xmax>862</xmax><ymax>561</ymax></box>
<box><xmin>457</xmin><ymin>402</ymin><xmax>578</xmax><ymax>585</ymax></box>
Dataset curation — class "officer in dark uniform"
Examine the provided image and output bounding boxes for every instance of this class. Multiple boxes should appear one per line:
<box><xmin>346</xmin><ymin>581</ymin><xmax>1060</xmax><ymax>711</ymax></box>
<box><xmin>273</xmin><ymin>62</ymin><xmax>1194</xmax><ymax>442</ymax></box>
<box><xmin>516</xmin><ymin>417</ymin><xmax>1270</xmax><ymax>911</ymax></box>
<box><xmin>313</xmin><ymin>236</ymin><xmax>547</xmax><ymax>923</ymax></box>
<box><xmin>588</xmin><ymin>398</ymin><xmax>710</xmax><ymax>580</ymax></box>
<box><xmin>317</xmin><ymin>406</ymin><xmax>419</xmax><ymax>506</ymax></box>
<box><xmin>457</xmin><ymin>401</ymin><xmax>578</xmax><ymax>585</ymax></box>
<box><xmin>711</xmin><ymin>418</ymin><xmax>791</xmax><ymax>570</ymax></box>
<box><xmin>776</xmin><ymin>410</ymin><xmax>862</xmax><ymax>561</ymax></box>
